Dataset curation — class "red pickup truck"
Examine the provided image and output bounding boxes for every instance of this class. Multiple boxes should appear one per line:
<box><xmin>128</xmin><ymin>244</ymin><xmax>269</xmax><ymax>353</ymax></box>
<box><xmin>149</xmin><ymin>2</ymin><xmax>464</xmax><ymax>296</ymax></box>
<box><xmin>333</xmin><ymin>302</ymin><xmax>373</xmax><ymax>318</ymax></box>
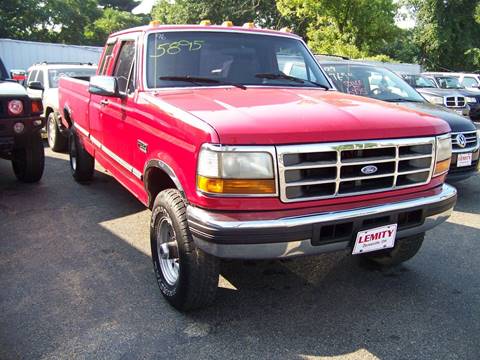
<box><xmin>58</xmin><ymin>22</ymin><xmax>457</xmax><ymax>311</ymax></box>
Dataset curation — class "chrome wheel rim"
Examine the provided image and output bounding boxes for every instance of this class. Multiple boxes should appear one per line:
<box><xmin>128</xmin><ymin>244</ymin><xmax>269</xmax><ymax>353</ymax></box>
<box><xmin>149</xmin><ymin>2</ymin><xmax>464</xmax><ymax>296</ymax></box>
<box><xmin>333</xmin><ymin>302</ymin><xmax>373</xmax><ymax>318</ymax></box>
<box><xmin>157</xmin><ymin>211</ymin><xmax>180</xmax><ymax>286</ymax></box>
<box><xmin>70</xmin><ymin>138</ymin><xmax>77</xmax><ymax>170</ymax></box>
<box><xmin>47</xmin><ymin>115</ymin><xmax>55</xmax><ymax>147</ymax></box>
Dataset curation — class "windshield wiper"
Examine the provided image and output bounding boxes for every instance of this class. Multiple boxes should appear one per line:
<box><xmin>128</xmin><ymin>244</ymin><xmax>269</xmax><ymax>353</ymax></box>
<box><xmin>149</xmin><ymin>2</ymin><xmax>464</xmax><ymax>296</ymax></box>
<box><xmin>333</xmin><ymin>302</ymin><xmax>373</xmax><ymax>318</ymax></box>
<box><xmin>159</xmin><ymin>76</ymin><xmax>246</xmax><ymax>90</ymax></box>
<box><xmin>255</xmin><ymin>72</ymin><xmax>330</xmax><ymax>90</ymax></box>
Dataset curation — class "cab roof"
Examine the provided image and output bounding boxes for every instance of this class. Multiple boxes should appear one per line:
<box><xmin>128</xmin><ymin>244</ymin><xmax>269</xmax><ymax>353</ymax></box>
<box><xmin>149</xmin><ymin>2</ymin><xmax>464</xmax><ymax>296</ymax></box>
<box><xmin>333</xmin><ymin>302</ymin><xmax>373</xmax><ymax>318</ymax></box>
<box><xmin>110</xmin><ymin>24</ymin><xmax>301</xmax><ymax>40</ymax></box>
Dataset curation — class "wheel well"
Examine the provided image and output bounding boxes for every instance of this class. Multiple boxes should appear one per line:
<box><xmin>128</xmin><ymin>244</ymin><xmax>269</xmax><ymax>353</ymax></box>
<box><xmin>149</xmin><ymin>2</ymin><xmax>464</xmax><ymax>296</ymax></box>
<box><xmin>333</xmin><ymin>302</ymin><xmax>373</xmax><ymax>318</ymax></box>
<box><xmin>145</xmin><ymin>167</ymin><xmax>178</xmax><ymax>208</ymax></box>
<box><xmin>63</xmin><ymin>107</ymin><xmax>73</xmax><ymax>128</ymax></box>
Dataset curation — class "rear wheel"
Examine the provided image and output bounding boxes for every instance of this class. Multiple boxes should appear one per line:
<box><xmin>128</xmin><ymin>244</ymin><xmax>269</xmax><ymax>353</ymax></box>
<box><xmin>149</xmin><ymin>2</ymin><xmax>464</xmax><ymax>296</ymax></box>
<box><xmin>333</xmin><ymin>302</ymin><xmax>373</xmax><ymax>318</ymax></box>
<box><xmin>360</xmin><ymin>233</ymin><xmax>425</xmax><ymax>267</ymax></box>
<box><xmin>47</xmin><ymin>112</ymin><xmax>67</xmax><ymax>152</ymax></box>
<box><xmin>12</xmin><ymin>131</ymin><xmax>45</xmax><ymax>183</ymax></box>
<box><xmin>69</xmin><ymin>128</ymin><xmax>94</xmax><ymax>183</ymax></box>
<box><xmin>151</xmin><ymin>189</ymin><xmax>219</xmax><ymax>311</ymax></box>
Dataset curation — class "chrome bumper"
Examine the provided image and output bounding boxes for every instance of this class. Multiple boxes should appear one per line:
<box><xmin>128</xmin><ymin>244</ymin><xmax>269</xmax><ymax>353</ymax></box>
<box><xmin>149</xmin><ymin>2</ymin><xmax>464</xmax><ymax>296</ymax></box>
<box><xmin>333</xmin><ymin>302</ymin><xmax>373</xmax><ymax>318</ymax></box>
<box><xmin>188</xmin><ymin>184</ymin><xmax>457</xmax><ymax>259</ymax></box>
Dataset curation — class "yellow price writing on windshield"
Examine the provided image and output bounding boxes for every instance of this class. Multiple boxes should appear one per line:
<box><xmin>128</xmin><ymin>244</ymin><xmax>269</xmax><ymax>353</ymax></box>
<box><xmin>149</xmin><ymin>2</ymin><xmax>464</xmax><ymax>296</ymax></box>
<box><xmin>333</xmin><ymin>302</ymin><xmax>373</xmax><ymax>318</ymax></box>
<box><xmin>151</xmin><ymin>40</ymin><xmax>204</xmax><ymax>57</ymax></box>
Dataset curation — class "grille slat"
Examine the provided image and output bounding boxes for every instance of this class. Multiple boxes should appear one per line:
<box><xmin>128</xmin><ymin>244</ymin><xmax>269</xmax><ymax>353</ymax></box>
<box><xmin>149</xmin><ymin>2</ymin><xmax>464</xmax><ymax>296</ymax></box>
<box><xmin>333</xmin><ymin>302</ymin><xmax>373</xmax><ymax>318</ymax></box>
<box><xmin>278</xmin><ymin>138</ymin><xmax>436</xmax><ymax>203</ymax></box>
<box><xmin>451</xmin><ymin>131</ymin><xmax>479</xmax><ymax>152</ymax></box>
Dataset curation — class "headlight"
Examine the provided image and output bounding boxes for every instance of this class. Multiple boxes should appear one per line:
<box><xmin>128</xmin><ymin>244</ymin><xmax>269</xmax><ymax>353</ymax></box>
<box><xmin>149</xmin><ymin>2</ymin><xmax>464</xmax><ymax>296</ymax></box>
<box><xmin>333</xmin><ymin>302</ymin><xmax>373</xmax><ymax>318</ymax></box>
<box><xmin>422</xmin><ymin>94</ymin><xmax>444</xmax><ymax>105</ymax></box>
<box><xmin>197</xmin><ymin>144</ymin><xmax>276</xmax><ymax>195</ymax></box>
<box><xmin>433</xmin><ymin>134</ymin><xmax>452</xmax><ymax>177</ymax></box>
<box><xmin>466</xmin><ymin>96</ymin><xmax>477</xmax><ymax>103</ymax></box>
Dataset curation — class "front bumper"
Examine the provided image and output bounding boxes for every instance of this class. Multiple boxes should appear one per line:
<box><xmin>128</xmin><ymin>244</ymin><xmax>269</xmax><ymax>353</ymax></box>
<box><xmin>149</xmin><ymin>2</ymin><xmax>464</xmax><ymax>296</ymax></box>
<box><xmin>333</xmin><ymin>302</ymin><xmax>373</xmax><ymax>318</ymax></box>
<box><xmin>0</xmin><ymin>115</ymin><xmax>45</xmax><ymax>155</ymax></box>
<box><xmin>447</xmin><ymin>148</ymin><xmax>479</xmax><ymax>182</ymax></box>
<box><xmin>188</xmin><ymin>184</ymin><xmax>457</xmax><ymax>259</ymax></box>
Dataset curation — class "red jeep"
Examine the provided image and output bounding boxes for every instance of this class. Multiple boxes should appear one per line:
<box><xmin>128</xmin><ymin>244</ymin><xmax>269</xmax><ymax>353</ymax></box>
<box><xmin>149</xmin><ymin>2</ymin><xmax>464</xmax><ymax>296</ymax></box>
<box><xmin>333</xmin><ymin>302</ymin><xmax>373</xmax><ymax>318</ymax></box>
<box><xmin>58</xmin><ymin>22</ymin><xmax>457</xmax><ymax>311</ymax></box>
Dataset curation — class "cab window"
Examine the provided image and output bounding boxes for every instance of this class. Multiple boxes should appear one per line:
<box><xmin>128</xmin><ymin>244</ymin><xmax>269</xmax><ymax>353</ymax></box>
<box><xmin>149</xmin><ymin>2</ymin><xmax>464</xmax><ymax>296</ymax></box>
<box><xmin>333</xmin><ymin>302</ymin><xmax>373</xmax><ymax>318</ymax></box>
<box><xmin>36</xmin><ymin>70</ymin><xmax>45</xmax><ymax>87</ymax></box>
<box><xmin>99</xmin><ymin>43</ymin><xmax>115</xmax><ymax>75</ymax></box>
<box><xmin>462</xmin><ymin>76</ymin><xmax>479</xmax><ymax>88</ymax></box>
<box><xmin>27</xmin><ymin>70</ymin><xmax>38</xmax><ymax>84</ymax></box>
<box><xmin>113</xmin><ymin>40</ymin><xmax>136</xmax><ymax>94</ymax></box>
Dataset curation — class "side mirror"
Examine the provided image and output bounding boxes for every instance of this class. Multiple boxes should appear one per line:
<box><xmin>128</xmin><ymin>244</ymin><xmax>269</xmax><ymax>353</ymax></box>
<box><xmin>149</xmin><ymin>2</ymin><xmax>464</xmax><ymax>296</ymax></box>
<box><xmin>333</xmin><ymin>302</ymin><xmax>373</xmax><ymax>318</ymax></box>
<box><xmin>89</xmin><ymin>76</ymin><xmax>122</xmax><ymax>97</ymax></box>
<box><xmin>28</xmin><ymin>81</ymin><xmax>44</xmax><ymax>91</ymax></box>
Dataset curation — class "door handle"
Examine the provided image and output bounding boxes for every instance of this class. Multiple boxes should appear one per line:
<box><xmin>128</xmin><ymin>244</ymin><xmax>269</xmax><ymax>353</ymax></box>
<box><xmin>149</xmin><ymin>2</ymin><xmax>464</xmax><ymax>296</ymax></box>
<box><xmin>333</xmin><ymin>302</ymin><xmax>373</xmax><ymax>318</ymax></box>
<box><xmin>100</xmin><ymin>99</ymin><xmax>110</xmax><ymax>106</ymax></box>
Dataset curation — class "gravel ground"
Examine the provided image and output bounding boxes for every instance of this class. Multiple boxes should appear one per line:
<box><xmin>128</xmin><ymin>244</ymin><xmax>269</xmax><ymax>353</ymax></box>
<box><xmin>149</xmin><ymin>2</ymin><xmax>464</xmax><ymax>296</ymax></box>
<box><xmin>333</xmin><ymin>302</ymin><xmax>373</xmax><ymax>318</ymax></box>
<box><xmin>0</xmin><ymin>145</ymin><xmax>479</xmax><ymax>360</ymax></box>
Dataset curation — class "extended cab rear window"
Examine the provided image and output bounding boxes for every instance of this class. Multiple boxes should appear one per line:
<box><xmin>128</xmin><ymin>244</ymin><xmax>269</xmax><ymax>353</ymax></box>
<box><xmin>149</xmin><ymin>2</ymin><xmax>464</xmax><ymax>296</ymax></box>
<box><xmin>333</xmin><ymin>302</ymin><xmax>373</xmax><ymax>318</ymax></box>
<box><xmin>145</xmin><ymin>31</ymin><xmax>329</xmax><ymax>89</ymax></box>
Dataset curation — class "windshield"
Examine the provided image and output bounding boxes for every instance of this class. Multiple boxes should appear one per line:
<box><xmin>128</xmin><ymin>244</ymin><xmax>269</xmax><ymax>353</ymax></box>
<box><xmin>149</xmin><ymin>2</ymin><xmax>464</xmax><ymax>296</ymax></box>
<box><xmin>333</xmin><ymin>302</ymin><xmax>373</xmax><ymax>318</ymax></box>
<box><xmin>48</xmin><ymin>68</ymin><xmax>97</xmax><ymax>88</ymax></box>
<box><xmin>403</xmin><ymin>75</ymin><xmax>437</xmax><ymax>88</ymax></box>
<box><xmin>145</xmin><ymin>31</ymin><xmax>330</xmax><ymax>89</ymax></box>
<box><xmin>321</xmin><ymin>63</ymin><xmax>425</xmax><ymax>102</ymax></box>
<box><xmin>435</xmin><ymin>76</ymin><xmax>464</xmax><ymax>89</ymax></box>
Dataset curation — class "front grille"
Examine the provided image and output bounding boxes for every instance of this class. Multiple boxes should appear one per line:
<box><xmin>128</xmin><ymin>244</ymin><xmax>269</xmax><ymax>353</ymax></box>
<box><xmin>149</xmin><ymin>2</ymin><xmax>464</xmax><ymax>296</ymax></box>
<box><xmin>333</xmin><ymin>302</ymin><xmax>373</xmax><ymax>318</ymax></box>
<box><xmin>451</xmin><ymin>131</ymin><xmax>479</xmax><ymax>152</ymax></box>
<box><xmin>445</xmin><ymin>96</ymin><xmax>466</xmax><ymax>107</ymax></box>
<box><xmin>277</xmin><ymin>137</ymin><xmax>436</xmax><ymax>202</ymax></box>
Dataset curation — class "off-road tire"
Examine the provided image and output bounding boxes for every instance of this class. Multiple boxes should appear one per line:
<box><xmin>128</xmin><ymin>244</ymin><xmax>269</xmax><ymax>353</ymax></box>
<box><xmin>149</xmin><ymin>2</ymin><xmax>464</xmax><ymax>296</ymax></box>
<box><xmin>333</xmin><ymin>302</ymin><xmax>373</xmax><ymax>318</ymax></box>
<box><xmin>361</xmin><ymin>233</ymin><xmax>425</xmax><ymax>267</ymax></box>
<box><xmin>151</xmin><ymin>189</ymin><xmax>219</xmax><ymax>311</ymax></box>
<box><xmin>69</xmin><ymin>128</ymin><xmax>94</xmax><ymax>183</ymax></box>
<box><xmin>12</xmin><ymin>131</ymin><xmax>45</xmax><ymax>183</ymax></box>
<box><xmin>47</xmin><ymin>112</ymin><xmax>67</xmax><ymax>152</ymax></box>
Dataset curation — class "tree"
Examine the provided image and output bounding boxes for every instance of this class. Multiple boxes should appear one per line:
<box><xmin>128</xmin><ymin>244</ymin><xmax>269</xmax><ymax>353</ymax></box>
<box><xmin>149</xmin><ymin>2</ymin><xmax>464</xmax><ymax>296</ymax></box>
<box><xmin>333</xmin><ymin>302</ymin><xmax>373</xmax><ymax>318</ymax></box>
<box><xmin>152</xmin><ymin>0</ymin><xmax>285</xmax><ymax>29</ymax></box>
<box><xmin>277</xmin><ymin>0</ymin><xmax>399</xmax><ymax>58</ymax></box>
<box><xmin>84</xmin><ymin>8</ymin><xmax>147</xmax><ymax>45</ymax></box>
<box><xmin>98</xmin><ymin>0</ymin><xmax>138</xmax><ymax>12</ymax></box>
<box><xmin>406</xmin><ymin>0</ymin><xmax>480</xmax><ymax>71</ymax></box>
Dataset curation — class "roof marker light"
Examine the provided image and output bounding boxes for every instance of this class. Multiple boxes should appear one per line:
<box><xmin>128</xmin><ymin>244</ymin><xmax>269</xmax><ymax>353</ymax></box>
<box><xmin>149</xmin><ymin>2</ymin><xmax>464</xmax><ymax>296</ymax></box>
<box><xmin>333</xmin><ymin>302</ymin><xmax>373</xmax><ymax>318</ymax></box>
<box><xmin>200</xmin><ymin>20</ymin><xmax>211</xmax><ymax>26</ymax></box>
<box><xmin>280</xmin><ymin>27</ymin><xmax>292</xmax><ymax>33</ymax></box>
<box><xmin>222</xmin><ymin>21</ymin><xmax>234</xmax><ymax>27</ymax></box>
<box><xmin>149</xmin><ymin>20</ymin><xmax>161</xmax><ymax>27</ymax></box>
<box><xmin>243</xmin><ymin>22</ymin><xmax>255</xmax><ymax>29</ymax></box>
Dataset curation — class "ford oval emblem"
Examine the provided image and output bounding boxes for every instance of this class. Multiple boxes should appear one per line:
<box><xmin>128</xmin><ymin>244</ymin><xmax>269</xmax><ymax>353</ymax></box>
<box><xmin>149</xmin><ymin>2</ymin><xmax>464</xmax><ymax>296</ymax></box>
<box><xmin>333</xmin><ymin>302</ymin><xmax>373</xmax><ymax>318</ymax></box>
<box><xmin>456</xmin><ymin>133</ymin><xmax>467</xmax><ymax>148</ymax></box>
<box><xmin>361</xmin><ymin>165</ymin><xmax>378</xmax><ymax>175</ymax></box>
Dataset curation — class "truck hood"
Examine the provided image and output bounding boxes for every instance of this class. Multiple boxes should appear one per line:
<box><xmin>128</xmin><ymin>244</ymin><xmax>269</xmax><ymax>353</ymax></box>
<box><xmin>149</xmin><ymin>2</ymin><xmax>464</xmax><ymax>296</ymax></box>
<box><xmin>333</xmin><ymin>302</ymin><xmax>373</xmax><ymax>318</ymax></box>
<box><xmin>145</xmin><ymin>88</ymin><xmax>450</xmax><ymax>145</ymax></box>
<box><xmin>393</xmin><ymin>101</ymin><xmax>477</xmax><ymax>133</ymax></box>
<box><xmin>416</xmin><ymin>87</ymin><xmax>464</xmax><ymax>98</ymax></box>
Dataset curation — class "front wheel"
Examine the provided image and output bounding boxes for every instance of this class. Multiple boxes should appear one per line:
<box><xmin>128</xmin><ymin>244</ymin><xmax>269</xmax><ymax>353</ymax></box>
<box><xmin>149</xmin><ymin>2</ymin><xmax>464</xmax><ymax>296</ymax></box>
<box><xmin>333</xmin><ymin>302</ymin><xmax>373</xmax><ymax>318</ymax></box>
<box><xmin>12</xmin><ymin>131</ymin><xmax>45</xmax><ymax>183</ymax></box>
<box><xmin>69</xmin><ymin>129</ymin><xmax>94</xmax><ymax>183</ymax></box>
<box><xmin>47</xmin><ymin>112</ymin><xmax>67</xmax><ymax>152</ymax></box>
<box><xmin>360</xmin><ymin>233</ymin><xmax>425</xmax><ymax>267</ymax></box>
<box><xmin>151</xmin><ymin>189</ymin><xmax>219</xmax><ymax>311</ymax></box>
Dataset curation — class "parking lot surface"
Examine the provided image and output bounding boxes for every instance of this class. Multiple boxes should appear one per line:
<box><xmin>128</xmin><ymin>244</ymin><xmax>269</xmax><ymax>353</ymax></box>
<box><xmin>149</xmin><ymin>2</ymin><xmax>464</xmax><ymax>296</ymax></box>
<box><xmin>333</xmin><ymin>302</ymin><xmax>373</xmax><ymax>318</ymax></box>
<box><xmin>1</xmin><ymin>146</ymin><xmax>479</xmax><ymax>360</ymax></box>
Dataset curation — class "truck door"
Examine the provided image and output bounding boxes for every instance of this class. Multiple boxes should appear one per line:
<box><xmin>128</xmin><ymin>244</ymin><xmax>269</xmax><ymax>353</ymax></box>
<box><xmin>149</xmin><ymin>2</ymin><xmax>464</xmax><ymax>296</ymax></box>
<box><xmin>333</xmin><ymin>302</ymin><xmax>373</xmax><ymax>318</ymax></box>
<box><xmin>98</xmin><ymin>39</ymin><xmax>140</xmax><ymax>179</ymax></box>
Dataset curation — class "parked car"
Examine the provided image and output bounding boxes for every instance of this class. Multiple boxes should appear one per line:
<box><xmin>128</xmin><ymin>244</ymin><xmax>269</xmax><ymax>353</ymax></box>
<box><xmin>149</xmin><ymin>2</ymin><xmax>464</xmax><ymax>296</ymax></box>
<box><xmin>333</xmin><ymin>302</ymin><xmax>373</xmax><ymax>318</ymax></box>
<box><xmin>402</xmin><ymin>74</ymin><xmax>470</xmax><ymax>117</ymax></box>
<box><xmin>436</xmin><ymin>72</ymin><xmax>480</xmax><ymax>91</ymax></box>
<box><xmin>58</xmin><ymin>22</ymin><xmax>456</xmax><ymax>311</ymax></box>
<box><xmin>10</xmin><ymin>69</ymin><xmax>26</xmax><ymax>83</ymax></box>
<box><xmin>422</xmin><ymin>72</ymin><xmax>480</xmax><ymax>121</ymax></box>
<box><xmin>26</xmin><ymin>62</ymin><xmax>97</xmax><ymax>151</ymax></box>
<box><xmin>0</xmin><ymin>58</ymin><xmax>45</xmax><ymax>182</ymax></box>
<box><xmin>320</xmin><ymin>61</ymin><xmax>479</xmax><ymax>182</ymax></box>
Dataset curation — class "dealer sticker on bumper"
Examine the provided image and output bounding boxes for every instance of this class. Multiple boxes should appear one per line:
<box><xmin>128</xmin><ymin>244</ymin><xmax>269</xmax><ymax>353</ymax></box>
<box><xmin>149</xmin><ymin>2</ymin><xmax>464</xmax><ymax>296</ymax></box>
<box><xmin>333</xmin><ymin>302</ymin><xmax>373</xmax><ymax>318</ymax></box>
<box><xmin>352</xmin><ymin>224</ymin><xmax>397</xmax><ymax>255</ymax></box>
<box><xmin>457</xmin><ymin>153</ymin><xmax>472</xmax><ymax>167</ymax></box>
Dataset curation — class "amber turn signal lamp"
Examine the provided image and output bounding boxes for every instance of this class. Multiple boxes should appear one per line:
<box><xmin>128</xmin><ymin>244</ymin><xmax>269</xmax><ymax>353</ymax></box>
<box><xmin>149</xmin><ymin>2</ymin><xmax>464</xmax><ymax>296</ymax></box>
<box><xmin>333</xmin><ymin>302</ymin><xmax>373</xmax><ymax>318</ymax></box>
<box><xmin>197</xmin><ymin>176</ymin><xmax>276</xmax><ymax>195</ymax></box>
<box><xmin>434</xmin><ymin>158</ymin><xmax>451</xmax><ymax>177</ymax></box>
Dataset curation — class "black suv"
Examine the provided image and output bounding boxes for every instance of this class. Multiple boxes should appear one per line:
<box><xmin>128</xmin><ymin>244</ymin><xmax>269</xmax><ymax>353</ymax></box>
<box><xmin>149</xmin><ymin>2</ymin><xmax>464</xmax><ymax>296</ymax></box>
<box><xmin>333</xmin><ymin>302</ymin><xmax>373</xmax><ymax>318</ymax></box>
<box><xmin>318</xmin><ymin>60</ymin><xmax>479</xmax><ymax>182</ymax></box>
<box><xmin>0</xmin><ymin>58</ymin><xmax>45</xmax><ymax>182</ymax></box>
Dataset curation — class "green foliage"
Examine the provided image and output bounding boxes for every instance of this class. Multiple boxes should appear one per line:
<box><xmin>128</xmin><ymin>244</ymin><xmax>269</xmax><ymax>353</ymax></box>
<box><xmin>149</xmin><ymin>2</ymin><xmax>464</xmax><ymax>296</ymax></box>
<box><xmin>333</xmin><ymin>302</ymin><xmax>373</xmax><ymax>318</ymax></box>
<box><xmin>98</xmin><ymin>0</ymin><xmax>138</xmax><ymax>12</ymax></box>
<box><xmin>152</xmin><ymin>0</ymin><xmax>284</xmax><ymax>29</ymax></box>
<box><xmin>277</xmin><ymin>0</ymin><xmax>399</xmax><ymax>58</ymax></box>
<box><xmin>0</xmin><ymin>0</ymin><xmax>145</xmax><ymax>46</ymax></box>
<box><xmin>406</xmin><ymin>0</ymin><xmax>480</xmax><ymax>71</ymax></box>
<box><xmin>85</xmin><ymin>8</ymin><xmax>147</xmax><ymax>45</ymax></box>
